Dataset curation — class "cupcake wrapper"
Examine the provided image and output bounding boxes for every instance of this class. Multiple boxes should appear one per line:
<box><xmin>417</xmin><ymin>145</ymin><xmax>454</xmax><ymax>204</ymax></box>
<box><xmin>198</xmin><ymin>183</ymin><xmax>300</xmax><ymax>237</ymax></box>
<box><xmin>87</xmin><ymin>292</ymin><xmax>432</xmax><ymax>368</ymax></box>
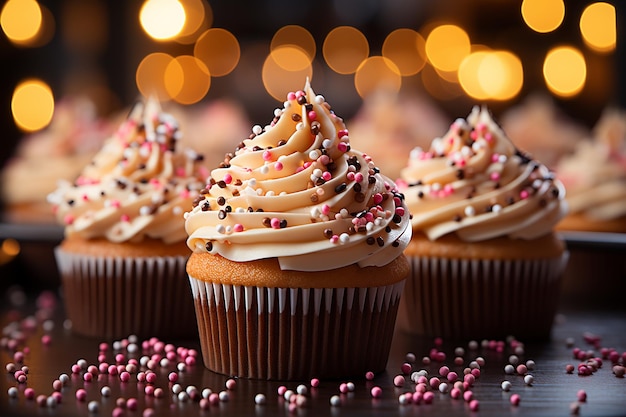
<box><xmin>188</xmin><ymin>277</ymin><xmax>405</xmax><ymax>380</ymax></box>
<box><xmin>55</xmin><ymin>247</ymin><xmax>197</xmax><ymax>340</ymax></box>
<box><xmin>397</xmin><ymin>253</ymin><xmax>569</xmax><ymax>341</ymax></box>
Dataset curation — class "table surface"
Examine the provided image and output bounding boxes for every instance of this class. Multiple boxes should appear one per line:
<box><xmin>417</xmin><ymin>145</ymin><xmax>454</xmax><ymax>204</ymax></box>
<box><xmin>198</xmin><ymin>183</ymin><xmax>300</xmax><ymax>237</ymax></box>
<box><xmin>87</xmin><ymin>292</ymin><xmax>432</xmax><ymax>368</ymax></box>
<box><xmin>1</xmin><ymin>293</ymin><xmax>625</xmax><ymax>417</ymax></box>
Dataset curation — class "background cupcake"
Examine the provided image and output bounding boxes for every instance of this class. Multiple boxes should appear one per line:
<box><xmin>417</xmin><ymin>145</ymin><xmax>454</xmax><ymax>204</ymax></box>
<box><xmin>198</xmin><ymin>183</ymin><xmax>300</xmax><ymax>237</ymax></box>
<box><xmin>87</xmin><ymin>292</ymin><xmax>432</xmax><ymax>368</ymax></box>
<box><xmin>396</xmin><ymin>106</ymin><xmax>568</xmax><ymax>341</ymax></box>
<box><xmin>184</xmin><ymin>80</ymin><xmax>412</xmax><ymax>380</ymax></box>
<box><xmin>48</xmin><ymin>97</ymin><xmax>207</xmax><ymax>340</ymax></box>
<box><xmin>556</xmin><ymin>107</ymin><xmax>626</xmax><ymax>233</ymax></box>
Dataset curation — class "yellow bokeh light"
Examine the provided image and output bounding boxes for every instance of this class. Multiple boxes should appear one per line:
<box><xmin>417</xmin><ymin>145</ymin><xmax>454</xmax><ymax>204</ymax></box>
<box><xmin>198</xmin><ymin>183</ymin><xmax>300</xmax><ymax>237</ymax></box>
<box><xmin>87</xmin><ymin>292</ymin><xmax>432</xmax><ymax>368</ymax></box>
<box><xmin>165</xmin><ymin>55</ymin><xmax>210</xmax><ymax>105</ymax></box>
<box><xmin>11</xmin><ymin>79</ymin><xmax>54</xmax><ymax>132</ymax></box>
<box><xmin>543</xmin><ymin>46</ymin><xmax>587</xmax><ymax>97</ymax></box>
<box><xmin>136</xmin><ymin>52</ymin><xmax>177</xmax><ymax>101</ymax></box>
<box><xmin>1</xmin><ymin>0</ymin><xmax>42</xmax><ymax>45</ymax></box>
<box><xmin>354</xmin><ymin>56</ymin><xmax>402</xmax><ymax>99</ymax></box>
<box><xmin>382</xmin><ymin>28</ymin><xmax>426</xmax><ymax>76</ymax></box>
<box><xmin>458</xmin><ymin>51</ymin><xmax>491</xmax><ymax>100</ymax></box>
<box><xmin>421</xmin><ymin>63</ymin><xmax>463</xmax><ymax>101</ymax></box>
<box><xmin>271</xmin><ymin>25</ymin><xmax>316</xmax><ymax>63</ymax></box>
<box><xmin>521</xmin><ymin>0</ymin><xmax>564</xmax><ymax>33</ymax></box>
<box><xmin>323</xmin><ymin>26</ymin><xmax>369</xmax><ymax>75</ymax></box>
<box><xmin>2</xmin><ymin>238</ymin><xmax>20</xmax><ymax>257</ymax></box>
<box><xmin>139</xmin><ymin>0</ymin><xmax>185</xmax><ymax>41</ymax></box>
<box><xmin>269</xmin><ymin>45</ymin><xmax>311</xmax><ymax>72</ymax></box>
<box><xmin>194</xmin><ymin>28</ymin><xmax>240</xmax><ymax>76</ymax></box>
<box><xmin>262</xmin><ymin>51</ymin><xmax>313</xmax><ymax>102</ymax></box>
<box><xmin>580</xmin><ymin>2</ymin><xmax>616</xmax><ymax>53</ymax></box>
<box><xmin>176</xmin><ymin>0</ymin><xmax>209</xmax><ymax>44</ymax></box>
<box><xmin>425</xmin><ymin>24</ymin><xmax>471</xmax><ymax>73</ymax></box>
<box><xmin>479</xmin><ymin>51</ymin><xmax>523</xmax><ymax>100</ymax></box>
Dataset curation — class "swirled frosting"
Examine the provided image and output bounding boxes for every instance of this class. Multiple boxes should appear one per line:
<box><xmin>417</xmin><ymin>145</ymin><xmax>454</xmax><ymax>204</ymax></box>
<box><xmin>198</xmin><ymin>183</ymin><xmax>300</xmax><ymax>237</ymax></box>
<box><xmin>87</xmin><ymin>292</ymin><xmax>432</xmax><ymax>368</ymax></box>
<box><xmin>397</xmin><ymin>106</ymin><xmax>567</xmax><ymax>242</ymax></box>
<box><xmin>184</xmin><ymin>80</ymin><xmax>412</xmax><ymax>272</ymax></box>
<box><xmin>557</xmin><ymin>108</ymin><xmax>626</xmax><ymax>222</ymax></box>
<box><xmin>47</xmin><ymin>98</ymin><xmax>208</xmax><ymax>244</ymax></box>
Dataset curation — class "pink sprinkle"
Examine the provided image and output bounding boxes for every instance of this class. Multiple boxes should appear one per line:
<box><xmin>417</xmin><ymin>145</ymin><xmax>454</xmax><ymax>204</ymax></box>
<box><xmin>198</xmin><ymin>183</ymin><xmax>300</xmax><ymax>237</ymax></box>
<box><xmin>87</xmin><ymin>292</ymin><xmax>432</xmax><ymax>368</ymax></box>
<box><xmin>310</xmin><ymin>378</ymin><xmax>320</xmax><ymax>388</ymax></box>
<box><xmin>393</xmin><ymin>375</ymin><xmax>405</xmax><ymax>387</ymax></box>
<box><xmin>119</xmin><ymin>371</ymin><xmax>130</xmax><ymax>382</ymax></box>
<box><xmin>450</xmin><ymin>388</ymin><xmax>461</xmax><ymax>399</ymax></box>
<box><xmin>13</xmin><ymin>351</ymin><xmax>24</xmax><ymax>362</ymax></box>
<box><xmin>278</xmin><ymin>386</ymin><xmax>287</xmax><ymax>396</ymax></box>
<box><xmin>127</xmin><ymin>398</ymin><xmax>138</xmax><ymax>410</ymax></box>
<box><xmin>491</xmin><ymin>153</ymin><xmax>500</xmax><ymax>162</ymax></box>
<box><xmin>490</xmin><ymin>172</ymin><xmax>500</xmax><ymax>181</ymax></box>
<box><xmin>322</xmin><ymin>171</ymin><xmax>332</xmax><ymax>181</ymax></box>
<box><xmin>321</xmin><ymin>204</ymin><xmax>331</xmax><ymax>215</ymax></box>
<box><xmin>510</xmin><ymin>393</ymin><xmax>521</xmax><ymax>406</ymax></box>
<box><xmin>154</xmin><ymin>388</ymin><xmax>164</xmax><ymax>398</ymax></box>
<box><xmin>71</xmin><ymin>364</ymin><xmax>81</xmax><ymax>374</ymax></box>
<box><xmin>338</xmin><ymin>129</ymin><xmax>348</xmax><ymax>138</ymax></box>
<box><xmin>143</xmin><ymin>408</ymin><xmax>155</xmax><ymax>417</ymax></box>
<box><xmin>226</xmin><ymin>379</ymin><xmax>237</xmax><ymax>390</ymax></box>
<box><xmin>566</xmin><ymin>364</ymin><xmax>575</xmax><ymax>373</ymax></box>
<box><xmin>307</xmin><ymin>110</ymin><xmax>317</xmax><ymax>120</ymax></box>
<box><xmin>469</xmin><ymin>399</ymin><xmax>480</xmax><ymax>411</ymax></box>
<box><xmin>233</xmin><ymin>224</ymin><xmax>244</xmax><ymax>233</ymax></box>
<box><xmin>287</xmin><ymin>92</ymin><xmax>296</xmax><ymax>101</ymax></box>
<box><xmin>447</xmin><ymin>371</ymin><xmax>459</xmax><ymax>382</ymax></box>
<box><xmin>110</xmin><ymin>199</ymin><xmax>121</xmax><ymax>208</ymax></box>
<box><xmin>429</xmin><ymin>377</ymin><xmax>440</xmax><ymax>389</ymax></box>
<box><xmin>484</xmin><ymin>132</ymin><xmax>493</xmax><ymax>142</ymax></box>
<box><xmin>401</xmin><ymin>363</ymin><xmax>412</xmax><ymax>375</ymax></box>
<box><xmin>520</xmin><ymin>190</ymin><xmax>529</xmax><ymax>199</ymax></box>
<box><xmin>108</xmin><ymin>365</ymin><xmax>118</xmax><ymax>376</ymax></box>
<box><xmin>370</xmin><ymin>386</ymin><xmax>382</xmax><ymax>398</ymax></box>
<box><xmin>464</xmin><ymin>373</ymin><xmax>475</xmax><ymax>385</ymax></box>
<box><xmin>209</xmin><ymin>393</ymin><xmax>220</xmax><ymax>405</ymax></box>
<box><xmin>413</xmin><ymin>391</ymin><xmax>423</xmax><ymax>404</ymax></box>
<box><xmin>223</xmin><ymin>173</ymin><xmax>233</xmax><ymax>184</ymax></box>
<box><xmin>76</xmin><ymin>389</ymin><xmax>87</xmax><ymax>401</ymax></box>
<box><xmin>365</xmin><ymin>371</ymin><xmax>375</xmax><ymax>381</ymax></box>
<box><xmin>354</xmin><ymin>173</ymin><xmax>364</xmax><ymax>183</ymax></box>
<box><xmin>577</xmin><ymin>389</ymin><xmax>587</xmax><ymax>402</ymax></box>
<box><xmin>274</xmin><ymin>162</ymin><xmax>283</xmax><ymax>171</ymax></box>
<box><xmin>146</xmin><ymin>372</ymin><xmax>157</xmax><ymax>384</ymax></box>
<box><xmin>52</xmin><ymin>380</ymin><xmax>63</xmax><ymax>391</ymax></box>
<box><xmin>463</xmin><ymin>390</ymin><xmax>474</xmax><ymax>402</ymax></box>
<box><xmin>270</xmin><ymin>218</ymin><xmax>281</xmax><ymax>229</ymax></box>
<box><xmin>346</xmin><ymin>172</ymin><xmax>355</xmax><ymax>181</ymax></box>
<box><xmin>120</xmin><ymin>214</ymin><xmax>130</xmax><ymax>222</ymax></box>
<box><xmin>439</xmin><ymin>366</ymin><xmax>450</xmax><ymax>377</ymax></box>
<box><xmin>516</xmin><ymin>364</ymin><xmax>528</xmax><ymax>375</ymax></box>
<box><xmin>339</xmin><ymin>383</ymin><xmax>349</xmax><ymax>393</ymax></box>
<box><xmin>373</xmin><ymin>193</ymin><xmax>383</xmax><ymax>205</ymax></box>
<box><xmin>144</xmin><ymin>385</ymin><xmax>155</xmax><ymax>396</ymax></box>
<box><xmin>83</xmin><ymin>372</ymin><xmax>93</xmax><ymax>382</ymax></box>
<box><xmin>24</xmin><ymin>388</ymin><xmax>35</xmax><ymax>400</ymax></box>
<box><xmin>423</xmin><ymin>391</ymin><xmax>434</xmax><ymax>404</ymax></box>
<box><xmin>112</xmin><ymin>407</ymin><xmax>124</xmax><ymax>417</ymax></box>
<box><xmin>471</xmin><ymin>368</ymin><xmax>481</xmax><ymax>378</ymax></box>
<box><xmin>337</xmin><ymin>142</ymin><xmax>348</xmax><ymax>152</ymax></box>
<box><xmin>63</xmin><ymin>214</ymin><xmax>75</xmax><ymax>225</ymax></box>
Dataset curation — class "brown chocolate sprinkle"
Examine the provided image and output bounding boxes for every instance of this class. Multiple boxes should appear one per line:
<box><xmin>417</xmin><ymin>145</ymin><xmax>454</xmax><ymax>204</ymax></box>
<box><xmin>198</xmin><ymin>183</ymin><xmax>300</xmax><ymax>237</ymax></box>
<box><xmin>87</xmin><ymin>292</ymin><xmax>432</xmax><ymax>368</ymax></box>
<box><xmin>217</xmin><ymin>180</ymin><xmax>227</xmax><ymax>188</ymax></box>
<box><xmin>354</xmin><ymin>183</ymin><xmax>362</xmax><ymax>193</ymax></box>
<box><xmin>417</xmin><ymin>191</ymin><xmax>424</xmax><ymax>199</ymax></box>
<box><xmin>205</xmin><ymin>241</ymin><xmax>213</xmax><ymax>252</ymax></box>
<box><xmin>355</xmin><ymin>192</ymin><xmax>365</xmax><ymax>203</ymax></box>
<box><xmin>279</xmin><ymin>219</ymin><xmax>288</xmax><ymax>228</ymax></box>
<box><xmin>368</xmin><ymin>176</ymin><xmax>376</xmax><ymax>185</ymax></box>
<box><xmin>392</xmin><ymin>241</ymin><xmax>400</xmax><ymax>247</ymax></box>
<box><xmin>262</xmin><ymin>217</ymin><xmax>271</xmax><ymax>227</ymax></box>
<box><xmin>225</xmin><ymin>206</ymin><xmax>232</xmax><ymax>213</ymax></box>
<box><xmin>392</xmin><ymin>214</ymin><xmax>402</xmax><ymax>224</ymax></box>
<box><xmin>507</xmin><ymin>196</ymin><xmax>515</xmax><ymax>205</ymax></box>
<box><xmin>291</xmin><ymin>114</ymin><xmax>301</xmax><ymax>122</ymax></box>
<box><xmin>456</xmin><ymin>170</ymin><xmax>465</xmax><ymax>180</ymax></box>
<box><xmin>67</xmin><ymin>199</ymin><xmax>75</xmax><ymax>206</ymax></box>
<box><xmin>201</xmin><ymin>201</ymin><xmax>210</xmax><ymax>211</ymax></box>
<box><xmin>297</xmin><ymin>96</ymin><xmax>307</xmax><ymax>105</ymax></box>
<box><xmin>305</xmin><ymin>104</ymin><xmax>313</xmax><ymax>112</ymax></box>
<box><xmin>376</xmin><ymin>237</ymin><xmax>384</xmax><ymax>247</ymax></box>
<box><xmin>310</xmin><ymin>194</ymin><xmax>319</xmax><ymax>203</ymax></box>
<box><xmin>366</xmin><ymin>237</ymin><xmax>375</xmax><ymax>245</ymax></box>
<box><xmin>323</xmin><ymin>229</ymin><xmax>333</xmax><ymax>238</ymax></box>
<box><xmin>335</xmin><ymin>183</ymin><xmax>347</xmax><ymax>193</ymax></box>
<box><xmin>217</xmin><ymin>196</ymin><xmax>226</xmax><ymax>206</ymax></box>
<box><xmin>218</xmin><ymin>210</ymin><xmax>226</xmax><ymax>219</ymax></box>
<box><xmin>310</xmin><ymin>121</ymin><xmax>320</xmax><ymax>135</ymax></box>
<box><xmin>454</xmin><ymin>214</ymin><xmax>462</xmax><ymax>222</ymax></box>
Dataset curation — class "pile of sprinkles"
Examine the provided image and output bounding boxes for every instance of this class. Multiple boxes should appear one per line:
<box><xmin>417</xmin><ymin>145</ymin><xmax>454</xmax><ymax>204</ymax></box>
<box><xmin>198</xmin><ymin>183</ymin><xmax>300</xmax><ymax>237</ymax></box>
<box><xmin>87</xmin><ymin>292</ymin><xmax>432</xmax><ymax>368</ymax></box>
<box><xmin>2</xmin><ymin>289</ymin><xmax>626</xmax><ymax>416</ymax></box>
<box><xmin>186</xmin><ymin>84</ymin><xmax>408</xmax><ymax>253</ymax></box>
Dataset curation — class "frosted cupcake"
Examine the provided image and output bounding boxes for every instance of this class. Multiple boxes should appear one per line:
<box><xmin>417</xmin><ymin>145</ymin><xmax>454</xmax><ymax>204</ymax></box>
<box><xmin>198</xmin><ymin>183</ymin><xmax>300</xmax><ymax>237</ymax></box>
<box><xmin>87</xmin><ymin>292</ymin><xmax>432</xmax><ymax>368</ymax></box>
<box><xmin>396</xmin><ymin>106</ymin><xmax>568</xmax><ymax>341</ymax></box>
<box><xmin>184</xmin><ymin>80</ymin><xmax>412</xmax><ymax>380</ymax></box>
<box><xmin>556</xmin><ymin>108</ymin><xmax>626</xmax><ymax>233</ymax></box>
<box><xmin>48</xmin><ymin>97</ymin><xmax>207</xmax><ymax>339</ymax></box>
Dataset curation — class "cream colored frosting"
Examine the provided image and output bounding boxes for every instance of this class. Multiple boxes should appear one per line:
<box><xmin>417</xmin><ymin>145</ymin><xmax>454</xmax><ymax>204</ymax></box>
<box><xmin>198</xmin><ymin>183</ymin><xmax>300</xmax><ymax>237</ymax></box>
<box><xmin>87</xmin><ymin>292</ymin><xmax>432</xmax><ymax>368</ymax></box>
<box><xmin>47</xmin><ymin>97</ymin><xmax>208</xmax><ymax>244</ymax></box>
<box><xmin>557</xmin><ymin>108</ymin><xmax>626</xmax><ymax>222</ymax></box>
<box><xmin>184</xmin><ymin>80</ymin><xmax>412</xmax><ymax>272</ymax></box>
<box><xmin>398</xmin><ymin>106</ymin><xmax>567</xmax><ymax>242</ymax></box>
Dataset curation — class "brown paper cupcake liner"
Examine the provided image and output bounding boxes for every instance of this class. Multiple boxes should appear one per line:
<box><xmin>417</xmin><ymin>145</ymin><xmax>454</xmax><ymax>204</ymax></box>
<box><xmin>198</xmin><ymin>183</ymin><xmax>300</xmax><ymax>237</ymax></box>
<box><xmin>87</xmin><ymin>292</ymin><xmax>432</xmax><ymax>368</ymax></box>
<box><xmin>188</xmin><ymin>277</ymin><xmax>405</xmax><ymax>380</ymax></box>
<box><xmin>397</xmin><ymin>253</ymin><xmax>569</xmax><ymax>341</ymax></box>
<box><xmin>55</xmin><ymin>247</ymin><xmax>197</xmax><ymax>340</ymax></box>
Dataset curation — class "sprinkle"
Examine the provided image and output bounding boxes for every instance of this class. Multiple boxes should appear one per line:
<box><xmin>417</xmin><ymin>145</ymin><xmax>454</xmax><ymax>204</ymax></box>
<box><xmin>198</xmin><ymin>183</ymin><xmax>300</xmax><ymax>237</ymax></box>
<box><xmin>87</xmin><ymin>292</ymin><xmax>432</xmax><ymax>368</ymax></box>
<box><xmin>501</xmin><ymin>380</ymin><xmax>512</xmax><ymax>391</ymax></box>
<box><xmin>464</xmin><ymin>206</ymin><xmax>475</xmax><ymax>217</ymax></box>
<box><xmin>524</xmin><ymin>374</ymin><xmax>534</xmax><ymax>385</ymax></box>
<box><xmin>577</xmin><ymin>389</ymin><xmax>587</xmax><ymax>402</ymax></box>
<box><xmin>330</xmin><ymin>395</ymin><xmax>341</xmax><ymax>406</ymax></box>
<box><xmin>254</xmin><ymin>393</ymin><xmax>266</xmax><ymax>405</ymax></box>
<box><xmin>516</xmin><ymin>364</ymin><xmax>528</xmax><ymax>375</ymax></box>
<box><xmin>226</xmin><ymin>378</ymin><xmax>237</xmax><ymax>390</ymax></box>
<box><xmin>370</xmin><ymin>386</ymin><xmax>382</xmax><ymax>398</ymax></box>
<box><xmin>510</xmin><ymin>394</ymin><xmax>521</xmax><ymax>406</ymax></box>
<box><xmin>504</xmin><ymin>364</ymin><xmax>515</xmax><ymax>374</ymax></box>
<box><xmin>393</xmin><ymin>375</ymin><xmax>405</xmax><ymax>387</ymax></box>
<box><xmin>76</xmin><ymin>389</ymin><xmax>87</xmax><ymax>401</ymax></box>
<box><xmin>365</xmin><ymin>371</ymin><xmax>375</xmax><ymax>380</ymax></box>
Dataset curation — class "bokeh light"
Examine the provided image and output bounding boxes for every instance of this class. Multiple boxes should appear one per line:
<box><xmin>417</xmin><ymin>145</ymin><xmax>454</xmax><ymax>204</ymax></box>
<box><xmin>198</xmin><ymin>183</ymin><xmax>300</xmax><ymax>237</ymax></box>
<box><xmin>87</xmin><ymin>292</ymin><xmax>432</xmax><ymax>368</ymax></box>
<box><xmin>1</xmin><ymin>0</ymin><xmax>42</xmax><ymax>45</ymax></box>
<box><xmin>458</xmin><ymin>51</ymin><xmax>491</xmax><ymax>100</ymax></box>
<box><xmin>262</xmin><ymin>48</ymin><xmax>313</xmax><ymax>102</ymax></box>
<box><xmin>176</xmin><ymin>0</ymin><xmax>210</xmax><ymax>44</ymax></box>
<box><xmin>543</xmin><ymin>46</ymin><xmax>587</xmax><ymax>97</ymax></box>
<box><xmin>270</xmin><ymin>25</ymin><xmax>316</xmax><ymax>63</ymax></box>
<box><xmin>382</xmin><ymin>28</ymin><xmax>426</xmax><ymax>76</ymax></box>
<box><xmin>136</xmin><ymin>52</ymin><xmax>176</xmax><ymax>100</ymax></box>
<box><xmin>521</xmin><ymin>0</ymin><xmax>565</xmax><ymax>33</ymax></box>
<box><xmin>11</xmin><ymin>79</ymin><xmax>55</xmax><ymax>132</ymax></box>
<box><xmin>139</xmin><ymin>0</ymin><xmax>185</xmax><ymax>41</ymax></box>
<box><xmin>194</xmin><ymin>28</ymin><xmax>240</xmax><ymax>76</ymax></box>
<box><xmin>425</xmin><ymin>24</ymin><xmax>471</xmax><ymax>73</ymax></box>
<box><xmin>421</xmin><ymin>63</ymin><xmax>463</xmax><ymax>101</ymax></box>
<box><xmin>470</xmin><ymin>50</ymin><xmax>523</xmax><ymax>101</ymax></box>
<box><xmin>580</xmin><ymin>2</ymin><xmax>616</xmax><ymax>53</ymax></box>
<box><xmin>323</xmin><ymin>26</ymin><xmax>369</xmax><ymax>75</ymax></box>
<box><xmin>354</xmin><ymin>56</ymin><xmax>402</xmax><ymax>99</ymax></box>
<box><xmin>165</xmin><ymin>55</ymin><xmax>210</xmax><ymax>104</ymax></box>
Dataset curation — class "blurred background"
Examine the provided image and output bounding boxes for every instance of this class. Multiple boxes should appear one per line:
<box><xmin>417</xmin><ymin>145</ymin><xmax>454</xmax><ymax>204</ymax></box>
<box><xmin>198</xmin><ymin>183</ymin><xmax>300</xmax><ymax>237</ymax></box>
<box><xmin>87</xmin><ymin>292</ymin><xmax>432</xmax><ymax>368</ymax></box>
<box><xmin>0</xmin><ymin>0</ymin><xmax>621</xmax><ymax>164</ymax></box>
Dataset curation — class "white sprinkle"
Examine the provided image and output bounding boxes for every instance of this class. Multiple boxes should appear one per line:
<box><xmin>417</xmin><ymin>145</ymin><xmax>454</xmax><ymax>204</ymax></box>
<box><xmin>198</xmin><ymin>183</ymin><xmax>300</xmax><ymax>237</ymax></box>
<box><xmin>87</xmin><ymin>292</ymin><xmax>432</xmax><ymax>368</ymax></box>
<box><xmin>59</xmin><ymin>374</ymin><xmax>70</xmax><ymax>385</ymax></box>
<box><xmin>274</xmin><ymin>108</ymin><xmax>282</xmax><ymax>117</ymax></box>
<box><xmin>468</xmin><ymin>340</ymin><xmax>479</xmax><ymax>350</ymax></box>
<box><xmin>88</xmin><ymin>401</ymin><xmax>99</xmax><ymax>412</ymax></box>
<box><xmin>42</xmin><ymin>320</ymin><xmax>54</xmax><ymax>332</ymax></box>
<box><xmin>127</xmin><ymin>343</ymin><xmax>138</xmax><ymax>354</ymax></box>
<box><xmin>46</xmin><ymin>396</ymin><xmax>57</xmax><ymax>407</ymax></box>
<box><xmin>464</xmin><ymin>206</ymin><xmax>476</xmax><ymax>217</ymax></box>
<box><xmin>216</xmin><ymin>225</ymin><xmax>226</xmax><ymax>234</ymax></box>
<box><xmin>492</xmin><ymin>204</ymin><xmax>502</xmax><ymax>214</ymax></box>
<box><xmin>101</xmin><ymin>386</ymin><xmax>111</xmax><ymax>397</ymax></box>
<box><xmin>252</xmin><ymin>125</ymin><xmax>263</xmax><ymax>135</ymax></box>
<box><xmin>322</xmin><ymin>139</ymin><xmax>334</xmax><ymax>149</ymax></box>
<box><xmin>509</xmin><ymin>355</ymin><xmax>519</xmax><ymax>365</ymax></box>
<box><xmin>314</xmin><ymin>95</ymin><xmax>325</xmax><ymax>104</ymax></box>
<box><xmin>172</xmin><ymin>384</ymin><xmax>182</xmax><ymax>394</ymax></box>
<box><xmin>260</xmin><ymin>165</ymin><xmax>269</xmax><ymax>175</ymax></box>
<box><xmin>7</xmin><ymin>387</ymin><xmax>18</xmax><ymax>397</ymax></box>
<box><xmin>284</xmin><ymin>390</ymin><xmax>294</xmax><ymax>401</ymax></box>
<box><xmin>454</xmin><ymin>347</ymin><xmax>465</xmax><ymax>356</ymax></box>
<box><xmin>501</xmin><ymin>381</ymin><xmax>512</xmax><ymax>391</ymax></box>
<box><xmin>469</xmin><ymin>361</ymin><xmax>480</xmax><ymax>369</ymax></box>
<box><xmin>526</xmin><ymin>360</ymin><xmax>536</xmax><ymax>370</ymax></box>
<box><xmin>346</xmin><ymin>382</ymin><xmax>355</xmax><ymax>392</ymax></box>
<box><xmin>186</xmin><ymin>386</ymin><xmax>198</xmax><ymax>395</ymax></box>
<box><xmin>296</xmin><ymin>385</ymin><xmax>307</xmax><ymax>395</ymax></box>
<box><xmin>406</xmin><ymin>353</ymin><xmax>417</xmax><ymax>362</ymax></box>
<box><xmin>504</xmin><ymin>364</ymin><xmax>515</xmax><ymax>375</ymax></box>
<box><xmin>112</xmin><ymin>341</ymin><xmax>122</xmax><ymax>350</ymax></box>
<box><xmin>177</xmin><ymin>392</ymin><xmax>189</xmax><ymax>402</ymax></box>
<box><xmin>515</xmin><ymin>346</ymin><xmax>525</xmax><ymax>355</ymax></box>
<box><xmin>77</xmin><ymin>359</ymin><xmax>88</xmax><ymax>369</ymax></box>
<box><xmin>283</xmin><ymin>101</ymin><xmax>291</xmax><ymax>109</ymax></box>
<box><xmin>63</xmin><ymin>319</ymin><xmax>72</xmax><ymax>330</ymax></box>
<box><xmin>255</xmin><ymin>393</ymin><xmax>266</xmax><ymax>405</ymax></box>
<box><xmin>309</xmin><ymin>150</ymin><xmax>321</xmax><ymax>160</ymax></box>
<box><xmin>330</xmin><ymin>395</ymin><xmax>341</xmax><ymax>406</ymax></box>
<box><xmin>498</xmin><ymin>154</ymin><xmax>507</xmax><ymax>163</ymax></box>
<box><xmin>398</xmin><ymin>393</ymin><xmax>410</xmax><ymax>405</ymax></box>
<box><xmin>140</xmin><ymin>356</ymin><xmax>150</xmax><ymax>367</ymax></box>
<box><xmin>439</xmin><ymin>383</ymin><xmax>449</xmax><ymax>393</ymax></box>
<box><xmin>219</xmin><ymin>391</ymin><xmax>229</xmax><ymax>402</ymax></box>
<box><xmin>202</xmin><ymin>388</ymin><xmax>212</xmax><ymax>399</ymax></box>
<box><xmin>524</xmin><ymin>374</ymin><xmax>534</xmax><ymax>385</ymax></box>
<box><xmin>339</xmin><ymin>233</ymin><xmax>350</xmax><ymax>244</ymax></box>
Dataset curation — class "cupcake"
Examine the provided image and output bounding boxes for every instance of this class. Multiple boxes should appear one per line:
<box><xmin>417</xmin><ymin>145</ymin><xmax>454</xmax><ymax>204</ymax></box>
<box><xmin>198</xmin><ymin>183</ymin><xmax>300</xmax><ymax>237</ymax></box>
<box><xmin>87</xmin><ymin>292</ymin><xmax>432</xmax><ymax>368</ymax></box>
<box><xmin>556</xmin><ymin>107</ymin><xmax>626</xmax><ymax>233</ymax></box>
<box><xmin>500</xmin><ymin>93</ymin><xmax>589</xmax><ymax>169</ymax></box>
<box><xmin>184</xmin><ymin>79</ymin><xmax>412</xmax><ymax>380</ymax></box>
<box><xmin>48</xmin><ymin>97</ymin><xmax>207</xmax><ymax>340</ymax></box>
<box><xmin>1</xmin><ymin>95</ymin><xmax>115</xmax><ymax>224</ymax></box>
<box><xmin>396</xmin><ymin>106</ymin><xmax>568</xmax><ymax>341</ymax></box>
